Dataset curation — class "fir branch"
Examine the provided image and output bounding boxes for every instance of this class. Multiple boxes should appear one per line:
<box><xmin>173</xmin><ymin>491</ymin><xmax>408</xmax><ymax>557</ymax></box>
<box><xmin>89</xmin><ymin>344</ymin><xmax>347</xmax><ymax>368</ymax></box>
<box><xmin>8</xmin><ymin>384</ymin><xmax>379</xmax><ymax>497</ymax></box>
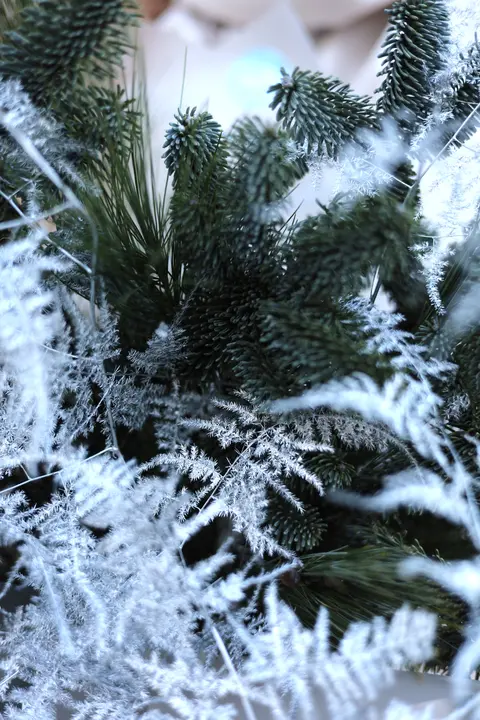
<box><xmin>163</xmin><ymin>106</ymin><xmax>225</xmax><ymax>187</ymax></box>
<box><xmin>0</xmin><ymin>0</ymin><xmax>138</xmax><ymax>106</ymax></box>
<box><xmin>228</xmin><ymin>116</ymin><xmax>307</xmax><ymax>222</ymax></box>
<box><xmin>268</xmin><ymin>67</ymin><xmax>377</xmax><ymax>158</ymax></box>
<box><xmin>269</xmin><ymin>498</ymin><xmax>326</xmax><ymax>553</ymax></box>
<box><xmin>376</xmin><ymin>0</ymin><xmax>450</xmax><ymax>136</ymax></box>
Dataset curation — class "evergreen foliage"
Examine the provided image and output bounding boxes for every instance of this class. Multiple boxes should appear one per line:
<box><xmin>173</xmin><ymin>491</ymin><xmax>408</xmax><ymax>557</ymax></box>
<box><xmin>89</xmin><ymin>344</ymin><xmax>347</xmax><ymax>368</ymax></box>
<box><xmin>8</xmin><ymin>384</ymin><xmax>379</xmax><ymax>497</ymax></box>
<box><xmin>2</xmin><ymin>0</ymin><xmax>480</xmax><ymax>716</ymax></box>
<box><xmin>0</xmin><ymin>0</ymin><xmax>135</xmax><ymax>104</ymax></box>
<box><xmin>268</xmin><ymin>66</ymin><xmax>377</xmax><ymax>157</ymax></box>
<box><xmin>163</xmin><ymin>106</ymin><xmax>224</xmax><ymax>185</ymax></box>
<box><xmin>376</xmin><ymin>0</ymin><xmax>450</xmax><ymax>136</ymax></box>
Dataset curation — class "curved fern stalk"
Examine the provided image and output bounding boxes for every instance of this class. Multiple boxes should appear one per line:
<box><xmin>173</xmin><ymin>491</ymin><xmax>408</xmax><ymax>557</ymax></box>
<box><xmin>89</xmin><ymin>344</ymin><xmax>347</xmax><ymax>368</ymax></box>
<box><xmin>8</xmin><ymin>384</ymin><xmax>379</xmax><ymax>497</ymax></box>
<box><xmin>155</xmin><ymin>395</ymin><xmax>330</xmax><ymax>557</ymax></box>
<box><xmin>0</xmin><ymin>108</ymin><xmax>120</xmax><ymax>450</ymax></box>
<box><xmin>438</xmin><ymin>37</ymin><xmax>480</xmax><ymax>150</ymax></box>
<box><xmin>405</xmin><ymin>97</ymin><xmax>480</xmax><ymax>207</ymax></box>
<box><xmin>272</xmin><ymin>372</ymin><xmax>449</xmax><ymax>469</ymax></box>
<box><xmin>0</xmin><ymin>236</ymin><xmax>65</xmax><ymax>467</ymax></box>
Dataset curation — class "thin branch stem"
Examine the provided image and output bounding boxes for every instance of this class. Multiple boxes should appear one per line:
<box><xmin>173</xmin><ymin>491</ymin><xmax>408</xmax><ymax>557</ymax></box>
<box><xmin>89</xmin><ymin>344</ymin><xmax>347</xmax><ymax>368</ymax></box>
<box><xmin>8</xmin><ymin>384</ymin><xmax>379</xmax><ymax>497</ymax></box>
<box><xmin>3</xmin><ymin>447</ymin><xmax>117</xmax><ymax>495</ymax></box>
<box><xmin>404</xmin><ymin>101</ymin><xmax>480</xmax><ymax>207</ymax></box>
<box><xmin>178</xmin><ymin>546</ymin><xmax>258</xmax><ymax>720</ymax></box>
<box><xmin>0</xmin><ymin>190</ymin><xmax>92</xmax><ymax>274</ymax></box>
<box><xmin>0</xmin><ymin>201</ymin><xmax>73</xmax><ymax>231</ymax></box>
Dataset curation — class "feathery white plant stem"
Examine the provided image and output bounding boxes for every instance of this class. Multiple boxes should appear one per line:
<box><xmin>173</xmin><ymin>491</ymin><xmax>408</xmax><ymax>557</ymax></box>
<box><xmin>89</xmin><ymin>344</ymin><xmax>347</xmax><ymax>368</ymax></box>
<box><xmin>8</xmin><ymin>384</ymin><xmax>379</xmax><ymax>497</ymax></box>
<box><xmin>0</xmin><ymin>109</ymin><xmax>120</xmax><ymax>450</ymax></box>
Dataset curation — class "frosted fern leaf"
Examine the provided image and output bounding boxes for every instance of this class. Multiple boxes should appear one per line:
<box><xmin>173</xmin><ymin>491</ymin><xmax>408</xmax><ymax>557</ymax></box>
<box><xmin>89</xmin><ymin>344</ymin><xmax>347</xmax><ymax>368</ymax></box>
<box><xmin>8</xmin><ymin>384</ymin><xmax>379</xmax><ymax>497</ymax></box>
<box><xmin>159</xmin><ymin>394</ymin><xmax>330</xmax><ymax>556</ymax></box>
<box><xmin>239</xmin><ymin>585</ymin><xmax>436</xmax><ymax>719</ymax></box>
